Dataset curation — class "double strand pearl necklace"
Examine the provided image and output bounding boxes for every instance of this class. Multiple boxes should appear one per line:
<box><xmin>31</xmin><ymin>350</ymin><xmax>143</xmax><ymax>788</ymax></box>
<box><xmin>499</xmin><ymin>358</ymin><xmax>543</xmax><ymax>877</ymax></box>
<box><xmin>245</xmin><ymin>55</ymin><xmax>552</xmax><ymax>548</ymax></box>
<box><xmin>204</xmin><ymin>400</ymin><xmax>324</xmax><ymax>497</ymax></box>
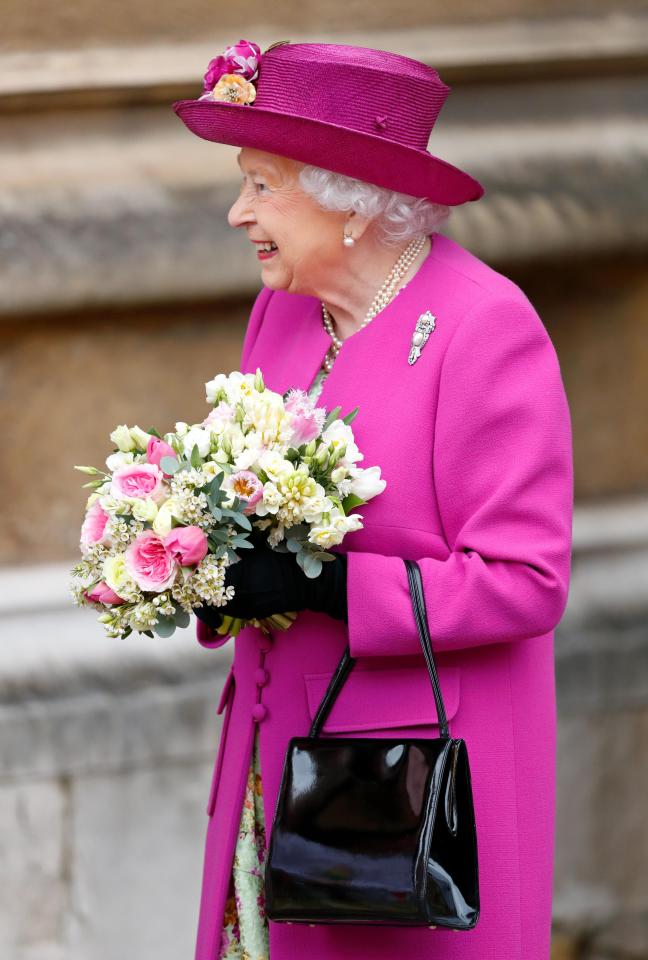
<box><xmin>320</xmin><ymin>235</ymin><xmax>426</xmax><ymax>374</ymax></box>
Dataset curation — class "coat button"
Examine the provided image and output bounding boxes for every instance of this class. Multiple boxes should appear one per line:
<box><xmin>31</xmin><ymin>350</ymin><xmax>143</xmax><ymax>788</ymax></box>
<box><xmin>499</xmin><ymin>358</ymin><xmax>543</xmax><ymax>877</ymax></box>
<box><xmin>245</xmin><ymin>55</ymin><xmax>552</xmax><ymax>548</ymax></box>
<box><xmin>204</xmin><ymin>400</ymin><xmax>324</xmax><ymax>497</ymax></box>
<box><xmin>258</xmin><ymin>634</ymin><xmax>273</xmax><ymax>653</ymax></box>
<box><xmin>255</xmin><ymin>668</ymin><xmax>269</xmax><ymax>688</ymax></box>
<box><xmin>252</xmin><ymin>703</ymin><xmax>267</xmax><ymax>722</ymax></box>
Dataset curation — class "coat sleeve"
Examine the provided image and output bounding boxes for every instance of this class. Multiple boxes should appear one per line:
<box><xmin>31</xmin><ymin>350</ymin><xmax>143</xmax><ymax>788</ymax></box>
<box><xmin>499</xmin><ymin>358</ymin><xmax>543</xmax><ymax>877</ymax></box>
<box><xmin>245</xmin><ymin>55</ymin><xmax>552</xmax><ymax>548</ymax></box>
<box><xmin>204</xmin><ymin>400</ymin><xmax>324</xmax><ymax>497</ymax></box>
<box><xmin>197</xmin><ymin>284</ymin><xmax>274</xmax><ymax>650</ymax></box>
<box><xmin>345</xmin><ymin>293</ymin><xmax>574</xmax><ymax>657</ymax></box>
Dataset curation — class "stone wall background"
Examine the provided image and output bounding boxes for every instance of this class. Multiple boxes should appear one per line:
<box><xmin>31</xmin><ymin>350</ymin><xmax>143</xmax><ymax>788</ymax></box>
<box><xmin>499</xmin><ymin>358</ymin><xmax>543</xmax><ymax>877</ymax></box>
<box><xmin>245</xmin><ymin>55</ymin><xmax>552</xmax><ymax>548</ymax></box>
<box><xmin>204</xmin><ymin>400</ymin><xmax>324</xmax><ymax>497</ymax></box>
<box><xmin>1</xmin><ymin>3</ymin><xmax>647</xmax><ymax>959</ymax></box>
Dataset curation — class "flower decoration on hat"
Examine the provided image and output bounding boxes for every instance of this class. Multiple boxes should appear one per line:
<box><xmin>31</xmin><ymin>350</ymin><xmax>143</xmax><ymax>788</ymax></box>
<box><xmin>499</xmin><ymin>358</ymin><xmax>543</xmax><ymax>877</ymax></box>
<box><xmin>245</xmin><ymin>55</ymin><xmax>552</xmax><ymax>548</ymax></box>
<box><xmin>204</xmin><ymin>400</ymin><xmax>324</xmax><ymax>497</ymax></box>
<box><xmin>199</xmin><ymin>39</ymin><xmax>262</xmax><ymax>105</ymax></box>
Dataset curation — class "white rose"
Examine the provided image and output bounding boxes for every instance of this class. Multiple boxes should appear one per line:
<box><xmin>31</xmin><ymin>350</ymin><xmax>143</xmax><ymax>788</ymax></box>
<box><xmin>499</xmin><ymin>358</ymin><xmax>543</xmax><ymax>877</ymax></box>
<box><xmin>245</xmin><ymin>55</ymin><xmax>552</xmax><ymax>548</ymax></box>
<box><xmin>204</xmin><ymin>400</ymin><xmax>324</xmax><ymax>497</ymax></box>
<box><xmin>110</xmin><ymin>425</ymin><xmax>136</xmax><ymax>453</ymax></box>
<box><xmin>347</xmin><ymin>465</ymin><xmax>386</xmax><ymax>502</ymax></box>
<box><xmin>106</xmin><ymin>450</ymin><xmax>135</xmax><ymax>471</ymax></box>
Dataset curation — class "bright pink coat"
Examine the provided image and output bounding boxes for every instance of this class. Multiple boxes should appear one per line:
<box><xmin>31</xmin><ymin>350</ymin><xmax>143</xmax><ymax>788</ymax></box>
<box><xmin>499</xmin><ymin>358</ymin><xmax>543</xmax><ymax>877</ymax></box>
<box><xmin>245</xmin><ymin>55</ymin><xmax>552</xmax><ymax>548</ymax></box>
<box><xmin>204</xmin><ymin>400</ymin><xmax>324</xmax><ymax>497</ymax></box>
<box><xmin>193</xmin><ymin>232</ymin><xmax>573</xmax><ymax>960</ymax></box>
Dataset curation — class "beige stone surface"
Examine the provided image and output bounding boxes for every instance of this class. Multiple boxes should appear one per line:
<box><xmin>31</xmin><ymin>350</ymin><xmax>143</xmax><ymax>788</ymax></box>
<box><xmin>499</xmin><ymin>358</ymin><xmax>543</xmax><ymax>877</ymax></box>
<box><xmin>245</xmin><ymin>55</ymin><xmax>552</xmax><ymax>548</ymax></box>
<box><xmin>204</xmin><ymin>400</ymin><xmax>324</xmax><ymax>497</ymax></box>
<box><xmin>3</xmin><ymin>1</ymin><xmax>646</xmax><ymax>52</ymax></box>
<box><xmin>0</xmin><ymin>301</ymin><xmax>248</xmax><ymax>565</ymax></box>
<box><xmin>512</xmin><ymin>255</ymin><xmax>648</xmax><ymax>502</ymax></box>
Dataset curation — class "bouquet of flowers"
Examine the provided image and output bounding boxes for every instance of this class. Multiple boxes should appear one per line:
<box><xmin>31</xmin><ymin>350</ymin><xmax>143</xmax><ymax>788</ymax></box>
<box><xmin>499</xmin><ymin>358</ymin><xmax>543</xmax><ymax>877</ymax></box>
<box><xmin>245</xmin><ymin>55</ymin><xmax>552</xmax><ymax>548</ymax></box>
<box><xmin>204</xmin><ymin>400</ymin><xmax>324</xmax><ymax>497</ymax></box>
<box><xmin>70</xmin><ymin>369</ymin><xmax>385</xmax><ymax>640</ymax></box>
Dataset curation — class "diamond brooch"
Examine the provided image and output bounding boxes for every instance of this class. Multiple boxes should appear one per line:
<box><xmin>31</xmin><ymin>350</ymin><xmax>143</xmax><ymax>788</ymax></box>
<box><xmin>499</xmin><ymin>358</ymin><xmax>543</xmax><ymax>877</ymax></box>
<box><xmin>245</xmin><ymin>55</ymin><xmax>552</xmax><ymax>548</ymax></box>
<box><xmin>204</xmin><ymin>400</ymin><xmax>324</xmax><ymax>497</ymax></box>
<box><xmin>408</xmin><ymin>311</ymin><xmax>436</xmax><ymax>364</ymax></box>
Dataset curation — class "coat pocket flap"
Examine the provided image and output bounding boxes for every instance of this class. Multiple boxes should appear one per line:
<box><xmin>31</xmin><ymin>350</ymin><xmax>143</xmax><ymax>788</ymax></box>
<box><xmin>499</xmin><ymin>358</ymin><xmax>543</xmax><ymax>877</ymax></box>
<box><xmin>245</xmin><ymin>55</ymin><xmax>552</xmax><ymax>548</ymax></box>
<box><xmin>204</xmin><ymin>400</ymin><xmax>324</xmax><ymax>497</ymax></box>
<box><xmin>304</xmin><ymin>665</ymin><xmax>460</xmax><ymax>733</ymax></box>
<box><xmin>216</xmin><ymin>666</ymin><xmax>235</xmax><ymax>716</ymax></box>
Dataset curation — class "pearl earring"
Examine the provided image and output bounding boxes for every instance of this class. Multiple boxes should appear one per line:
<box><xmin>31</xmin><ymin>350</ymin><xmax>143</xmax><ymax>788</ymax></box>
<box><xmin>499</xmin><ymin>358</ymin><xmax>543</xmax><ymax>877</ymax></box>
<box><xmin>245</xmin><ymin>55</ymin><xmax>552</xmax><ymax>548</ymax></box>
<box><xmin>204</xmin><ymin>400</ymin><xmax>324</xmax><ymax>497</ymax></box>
<box><xmin>343</xmin><ymin>233</ymin><xmax>355</xmax><ymax>247</ymax></box>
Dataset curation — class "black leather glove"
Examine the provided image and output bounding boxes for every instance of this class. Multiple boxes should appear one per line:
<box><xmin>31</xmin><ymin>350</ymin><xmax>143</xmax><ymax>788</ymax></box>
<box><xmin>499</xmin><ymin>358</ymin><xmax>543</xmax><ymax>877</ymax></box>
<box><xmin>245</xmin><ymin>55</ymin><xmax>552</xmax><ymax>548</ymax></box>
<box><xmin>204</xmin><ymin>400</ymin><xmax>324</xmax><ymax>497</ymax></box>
<box><xmin>194</xmin><ymin>539</ymin><xmax>348</xmax><ymax>628</ymax></box>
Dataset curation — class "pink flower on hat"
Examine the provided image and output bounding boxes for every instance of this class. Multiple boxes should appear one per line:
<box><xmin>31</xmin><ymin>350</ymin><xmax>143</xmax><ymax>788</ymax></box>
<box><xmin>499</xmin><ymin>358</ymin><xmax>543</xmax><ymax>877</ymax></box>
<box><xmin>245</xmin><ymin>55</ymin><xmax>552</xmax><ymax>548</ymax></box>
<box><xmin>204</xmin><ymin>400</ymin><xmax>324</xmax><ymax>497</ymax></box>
<box><xmin>202</xmin><ymin>40</ymin><xmax>262</xmax><ymax>94</ymax></box>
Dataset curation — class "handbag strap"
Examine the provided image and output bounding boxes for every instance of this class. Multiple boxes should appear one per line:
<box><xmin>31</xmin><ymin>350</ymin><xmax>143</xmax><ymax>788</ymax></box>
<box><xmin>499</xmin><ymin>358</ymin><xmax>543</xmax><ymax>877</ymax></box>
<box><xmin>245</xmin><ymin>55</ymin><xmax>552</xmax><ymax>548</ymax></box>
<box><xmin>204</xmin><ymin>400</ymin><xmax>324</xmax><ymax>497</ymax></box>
<box><xmin>308</xmin><ymin>558</ymin><xmax>450</xmax><ymax>739</ymax></box>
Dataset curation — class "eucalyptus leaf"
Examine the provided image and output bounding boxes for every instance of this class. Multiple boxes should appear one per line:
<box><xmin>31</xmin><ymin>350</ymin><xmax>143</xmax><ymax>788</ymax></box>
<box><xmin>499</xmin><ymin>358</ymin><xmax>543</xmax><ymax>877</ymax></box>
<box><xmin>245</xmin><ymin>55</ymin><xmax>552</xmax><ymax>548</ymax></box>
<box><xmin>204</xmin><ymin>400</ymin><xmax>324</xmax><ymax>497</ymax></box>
<box><xmin>232</xmin><ymin>537</ymin><xmax>254</xmax><ymax>549</ymax></box>
<box><xmin>286</xmin><ymin>538</ymin><xmax>303</xmax><ymax>553</ymax></box>
<box><xmin>208</xmin><ymin>504</ymin><xmax>223</xmax><ymax>522</ymax></box>
<box><xmin>160</xmin><ymin>456</ymin><xmax>180</xmax><ymax>475</ymax></box>
<box><xmin>208</xmin><ymin>529</ymin><xmax>229</xmax><ymax>544</ymax></box>
<box><xmin>232</xmin><ymin>512</ymin><xmax>252</xmax><ymax>531</ymax></box>
<box><xmin>153</xmin><ymin>617</ymin><xmax>177</xmax><ymax>638</ymax></box>
<box><xmin>302</xmin><ymin>553</ymin><xmax>323</xmax><ymax>578</ymax></box>
<box><xmin>226</xmin><ymin>548</ymin><xmax>239</xmax><ymax>564</ymax></box>
<box><xmin>173</xmin><ymin>609</ymin><xmax>191</xmax><ymax>629</ymax></box>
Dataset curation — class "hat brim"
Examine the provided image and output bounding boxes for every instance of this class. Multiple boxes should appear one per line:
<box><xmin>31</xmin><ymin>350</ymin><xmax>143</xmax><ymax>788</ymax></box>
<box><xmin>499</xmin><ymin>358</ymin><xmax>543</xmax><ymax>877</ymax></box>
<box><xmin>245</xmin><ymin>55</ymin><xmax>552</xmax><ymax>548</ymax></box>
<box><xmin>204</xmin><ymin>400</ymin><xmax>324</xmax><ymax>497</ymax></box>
<box><xmin>172</xmin><ymin>99</ymin><xmax>484</xmax><ymax>206</ymax></box>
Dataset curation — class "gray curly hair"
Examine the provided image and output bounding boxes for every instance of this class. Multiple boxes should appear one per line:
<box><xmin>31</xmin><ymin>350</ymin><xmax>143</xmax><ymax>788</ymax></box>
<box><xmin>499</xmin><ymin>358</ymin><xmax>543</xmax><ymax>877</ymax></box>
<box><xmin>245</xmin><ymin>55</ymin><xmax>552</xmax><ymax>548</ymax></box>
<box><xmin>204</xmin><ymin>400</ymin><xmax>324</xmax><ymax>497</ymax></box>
<box><xmin>298</xmin><ymin>164</ymin><xmax>451</xmax><ymax>247</ymax></box>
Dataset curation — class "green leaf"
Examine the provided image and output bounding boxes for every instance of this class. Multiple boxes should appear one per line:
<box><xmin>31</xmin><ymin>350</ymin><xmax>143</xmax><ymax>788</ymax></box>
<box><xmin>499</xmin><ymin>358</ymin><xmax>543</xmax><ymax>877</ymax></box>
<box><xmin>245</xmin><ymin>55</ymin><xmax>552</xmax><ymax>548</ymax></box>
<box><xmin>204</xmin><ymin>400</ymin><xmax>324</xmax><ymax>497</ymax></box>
<box><xmin>284</xmin><ymin>447</ymin><xmax>299</xmax><ymax>462</ymax></box>
<box><xmin>190</xmin><ymin>444</ymin><xmax>202</xmax><ymax>469</ymax></box>
<box><xmin>141</xmin><ymin>629</ymin><xmax>154</xmax><ymax>638</ymax></box>
<box><xmin>323</xmin><ymin>405</ymin><xmax>342</xmax><ymax>430</ymax></box>
<box><xmin>342</xmin><ymin>493</ymin><xmax>365</xmax><ymax>513</ymax></box>
<box><xmin>160</xmin><ymin>456</ymin><xmax>180</xmax><ymax>475</ymax></box>
<box><xmin>147</xmin><ymin>427</ymin><xmax>162</xmax><ymax>438</ymax></box>
<box><xmin>342</xmin><ymin>407</ymin><xmax>359</xmax><ymax>425</ymax></box>
<box><xmin>213</xmin><ymin>545</ymin><xmax>227</xmax><ymax>559</ymax></box>
<box><xmin>226</xmin><ymin>548</ymin><xmax>239</xmax><ymax>564</ymax></box>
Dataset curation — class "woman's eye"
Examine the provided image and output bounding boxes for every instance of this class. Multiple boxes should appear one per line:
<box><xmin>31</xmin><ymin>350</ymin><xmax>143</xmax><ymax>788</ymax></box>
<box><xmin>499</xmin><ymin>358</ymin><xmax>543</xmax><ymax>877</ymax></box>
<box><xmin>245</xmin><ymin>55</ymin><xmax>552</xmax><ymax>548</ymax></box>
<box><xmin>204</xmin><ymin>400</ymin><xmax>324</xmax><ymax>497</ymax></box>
<box><xmin>255</xmin><ymin>182</ymin><xmax>270</xmax><ymax>192</ymax></box>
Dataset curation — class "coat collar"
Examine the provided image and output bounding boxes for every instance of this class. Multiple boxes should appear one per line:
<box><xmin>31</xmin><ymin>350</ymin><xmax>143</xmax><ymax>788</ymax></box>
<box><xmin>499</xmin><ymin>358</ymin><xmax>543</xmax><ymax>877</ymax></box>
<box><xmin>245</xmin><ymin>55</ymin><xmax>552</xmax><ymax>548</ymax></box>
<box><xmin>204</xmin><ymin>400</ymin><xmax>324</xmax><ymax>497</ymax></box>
<box><xmin>272</xmin><ymin>232</ymin><xmax>441</xmax><ymax>405</ymax></box>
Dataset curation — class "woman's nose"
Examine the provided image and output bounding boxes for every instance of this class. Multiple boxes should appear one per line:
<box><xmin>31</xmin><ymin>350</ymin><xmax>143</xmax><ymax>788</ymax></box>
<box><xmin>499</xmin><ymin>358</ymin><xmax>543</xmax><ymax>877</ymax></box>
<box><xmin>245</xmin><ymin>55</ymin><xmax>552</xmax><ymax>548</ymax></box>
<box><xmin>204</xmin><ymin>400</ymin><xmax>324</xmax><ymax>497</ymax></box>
<box><xmin>228</xmin><ymin>188</ymin><xmax>254</xmax><ymax>228</ymax></box>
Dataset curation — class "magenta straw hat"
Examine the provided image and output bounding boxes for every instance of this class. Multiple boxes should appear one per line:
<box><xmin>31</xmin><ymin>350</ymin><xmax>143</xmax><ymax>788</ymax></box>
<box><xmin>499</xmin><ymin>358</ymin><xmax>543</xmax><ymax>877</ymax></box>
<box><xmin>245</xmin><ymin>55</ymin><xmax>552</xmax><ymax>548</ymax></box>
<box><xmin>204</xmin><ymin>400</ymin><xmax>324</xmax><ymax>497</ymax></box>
<box><xmin>172</xmin><ymin>40</ymin><xmax>484</xmax><ymax>206</ymax></box>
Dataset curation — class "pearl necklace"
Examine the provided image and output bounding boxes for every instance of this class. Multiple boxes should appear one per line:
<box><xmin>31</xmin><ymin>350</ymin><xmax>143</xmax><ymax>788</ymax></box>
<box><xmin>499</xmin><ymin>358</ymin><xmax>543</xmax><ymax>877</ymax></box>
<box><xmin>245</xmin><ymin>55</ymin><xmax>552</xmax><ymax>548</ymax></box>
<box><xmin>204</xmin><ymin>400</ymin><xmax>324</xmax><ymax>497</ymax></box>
<box><xmin>320</xmin><ymin>235</ymin><xmax>427</xmax><ymax>374</ymax></box>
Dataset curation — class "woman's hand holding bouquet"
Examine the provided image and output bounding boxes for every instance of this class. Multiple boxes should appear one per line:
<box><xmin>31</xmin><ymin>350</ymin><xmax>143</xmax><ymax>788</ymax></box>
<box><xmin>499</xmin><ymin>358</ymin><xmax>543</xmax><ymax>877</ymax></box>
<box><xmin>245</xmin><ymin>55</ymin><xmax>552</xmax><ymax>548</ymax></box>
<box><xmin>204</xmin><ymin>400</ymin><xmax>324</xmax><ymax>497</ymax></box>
<box><xmin>71</xmin><ymin>370</ymin><xmax>385</xmax><ymax>639</ymax></box>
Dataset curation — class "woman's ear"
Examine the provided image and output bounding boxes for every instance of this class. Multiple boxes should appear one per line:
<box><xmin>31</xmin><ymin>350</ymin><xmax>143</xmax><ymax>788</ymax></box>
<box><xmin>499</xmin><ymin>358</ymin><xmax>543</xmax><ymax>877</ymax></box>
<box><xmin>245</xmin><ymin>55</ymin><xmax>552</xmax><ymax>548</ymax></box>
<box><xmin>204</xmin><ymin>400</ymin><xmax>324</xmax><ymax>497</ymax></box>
<box><xmin>344</xmin><ymin>210</ymin><xmax>373</xmax><ymax>242</ymax></box>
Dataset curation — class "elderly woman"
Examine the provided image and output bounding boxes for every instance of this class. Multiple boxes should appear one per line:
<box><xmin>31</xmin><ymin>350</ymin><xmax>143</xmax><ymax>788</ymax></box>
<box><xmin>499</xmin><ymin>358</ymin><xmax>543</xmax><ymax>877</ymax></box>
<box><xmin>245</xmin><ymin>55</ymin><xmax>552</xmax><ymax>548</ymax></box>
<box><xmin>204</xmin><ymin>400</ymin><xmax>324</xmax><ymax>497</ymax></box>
<box><xmin>173</xmin><ymin>40</ymin><xmax>573</xmax><ymax>960</ymax></box>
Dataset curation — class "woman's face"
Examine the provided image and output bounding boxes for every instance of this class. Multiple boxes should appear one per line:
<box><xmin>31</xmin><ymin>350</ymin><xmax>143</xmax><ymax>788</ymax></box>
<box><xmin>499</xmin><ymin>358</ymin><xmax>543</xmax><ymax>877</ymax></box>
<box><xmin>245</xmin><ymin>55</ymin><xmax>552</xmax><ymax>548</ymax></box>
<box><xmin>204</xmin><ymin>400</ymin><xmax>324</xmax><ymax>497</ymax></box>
<box><xmin>227</xmin><ymin>147</ymin><xmax>349</xmax><ymax>297</ymax></box>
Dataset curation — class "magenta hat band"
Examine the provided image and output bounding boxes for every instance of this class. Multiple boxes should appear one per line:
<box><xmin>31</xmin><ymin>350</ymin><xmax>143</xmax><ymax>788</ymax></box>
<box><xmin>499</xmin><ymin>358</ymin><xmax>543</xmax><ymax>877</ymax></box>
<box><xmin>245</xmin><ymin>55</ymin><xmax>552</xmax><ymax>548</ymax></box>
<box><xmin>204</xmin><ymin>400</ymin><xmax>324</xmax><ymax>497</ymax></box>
<box><xmin>173</xmin><ymin>42</ymin><xmax>484</xmax><ymax>206</ymax></box>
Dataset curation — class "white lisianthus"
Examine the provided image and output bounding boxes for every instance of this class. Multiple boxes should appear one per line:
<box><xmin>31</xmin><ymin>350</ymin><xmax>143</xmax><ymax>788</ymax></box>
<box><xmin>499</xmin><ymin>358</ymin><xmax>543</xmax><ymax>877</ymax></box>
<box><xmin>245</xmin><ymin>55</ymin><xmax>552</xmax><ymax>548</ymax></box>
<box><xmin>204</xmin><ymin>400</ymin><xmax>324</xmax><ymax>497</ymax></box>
<box><xmin>152</xmin><ymin>498</ymin><xmax>179</xmax><ymax>535</ymax></box>
<box><xmin>106</xmin><ymin>450</ymin><xmax>135</xmax><ymax>471</ymax></box>
<box><xmin>258</xmin><ymin>449</ymin><xmax>293</xmax><ymax>483</ymax></box>
<box><xmin>129</xmin><ymin>425</ymin><xmax>152</xmax><ymax>453</ymax></box>
<box><xmin>331</xmin><ymin>465</ymin><xmax>348</xmax><ymax>485</ymax></box>
<box><xmin>175</xmin><ymin>421</ymin><xmax>189</xmax><ymax>437</ymax></box>
<box><xmin>321</xmin><ymin>420</ymin><xmax>363</xmax><ymax>464</ymax></box>
<box><xmin>182</xmin><ymin>427</ymin><xmax>211</xmax><ymax>459</ymax></box>
<box><xmin>131</xmin><ymin>497</ymin><xmax>158</xmax><ymax>522</ymax></box>
<box><xmin>205</xmin><ymin>373</ymin><xmax>229</xmax><ymax>404</ymax></box>
<box><xmin>308</xmin><ymin>509</ymin><xmax>363</xmax><ymax>549</ymax></box>
<box><xmin>110</xmin><ymin>425</ymin><xmax>136</xmax><ymax>453</ymax></box>
<box><xmin>347</xmin><ymin>465</ymin><xmax>387</xmax><ymax>502</ymax></box>
<box><xmin>202</xmin><ymin>461</ymin><xmax>224</xmax><ymax>482</ymax></box>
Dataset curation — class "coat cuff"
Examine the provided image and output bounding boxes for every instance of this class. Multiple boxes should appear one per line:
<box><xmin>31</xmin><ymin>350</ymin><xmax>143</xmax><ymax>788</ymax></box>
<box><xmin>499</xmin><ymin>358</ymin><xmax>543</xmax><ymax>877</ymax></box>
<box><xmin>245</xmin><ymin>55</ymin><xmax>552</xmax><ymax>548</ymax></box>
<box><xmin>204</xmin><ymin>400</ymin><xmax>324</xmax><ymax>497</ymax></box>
<box><xmin>196</xmin><ymin>617</ymin><xmax>231</xmax><ymax>650</ymax></box>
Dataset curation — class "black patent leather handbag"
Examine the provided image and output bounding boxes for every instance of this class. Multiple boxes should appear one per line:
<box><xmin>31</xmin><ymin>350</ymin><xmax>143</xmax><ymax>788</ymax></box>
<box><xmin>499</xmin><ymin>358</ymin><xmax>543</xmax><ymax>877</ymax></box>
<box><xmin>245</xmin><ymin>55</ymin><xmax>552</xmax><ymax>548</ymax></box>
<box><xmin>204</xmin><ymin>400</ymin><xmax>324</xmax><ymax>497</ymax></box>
<box><xmin>264</xmin><ymin>558</ymin><xmax>480</xmax><ymax>929</ymax></box>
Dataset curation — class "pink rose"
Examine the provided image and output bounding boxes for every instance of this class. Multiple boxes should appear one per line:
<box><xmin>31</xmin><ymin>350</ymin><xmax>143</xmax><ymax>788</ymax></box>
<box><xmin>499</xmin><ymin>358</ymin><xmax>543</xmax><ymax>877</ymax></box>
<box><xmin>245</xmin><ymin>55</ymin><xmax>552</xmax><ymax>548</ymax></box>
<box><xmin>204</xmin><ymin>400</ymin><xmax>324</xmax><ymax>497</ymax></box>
<box><xmin>111</xmin><ymin>463</ymin><xmax>165</xmax><ymax>501</ymax></box>
<box><xmin>228</xmin><ymin>470</ymin><xmax>264</xmax><ymax>515</ymax></box>
<box><xmin>80</xmin><ymin>501</ymin><xmax>110</xmax><ymax>547</ymax></box>
<box><xmin>146</xmin><ymin>436</ymin><xmax>177</xmax><ymax>476</ymax></box>
<box><xmin>125</xmin><ymin>532</ymin><xmax>177</xmax><ymax>592</ymax></box>
<box><xmin>163</xmin><ymin>526</ymin><xmax>208</xmax><ymax>566</ymax></box>
<box><xmin>202</xmin><ymin>40</ymin><xmax>262</xmax><ymax>93</ymax></box>
<box><xmin>201</xmin><ymin>403</ymin><xmax>234</xmax><ymax>429</ymax></box>
<box><xmin>84</xmin><ymin>581</ymin><xmax>125</xmax><ymax>606</ymax></box>
<box><xmin>284</xmin><ymin>388</ymin><xmax>327</xmax><ymax>445</ymax></box>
